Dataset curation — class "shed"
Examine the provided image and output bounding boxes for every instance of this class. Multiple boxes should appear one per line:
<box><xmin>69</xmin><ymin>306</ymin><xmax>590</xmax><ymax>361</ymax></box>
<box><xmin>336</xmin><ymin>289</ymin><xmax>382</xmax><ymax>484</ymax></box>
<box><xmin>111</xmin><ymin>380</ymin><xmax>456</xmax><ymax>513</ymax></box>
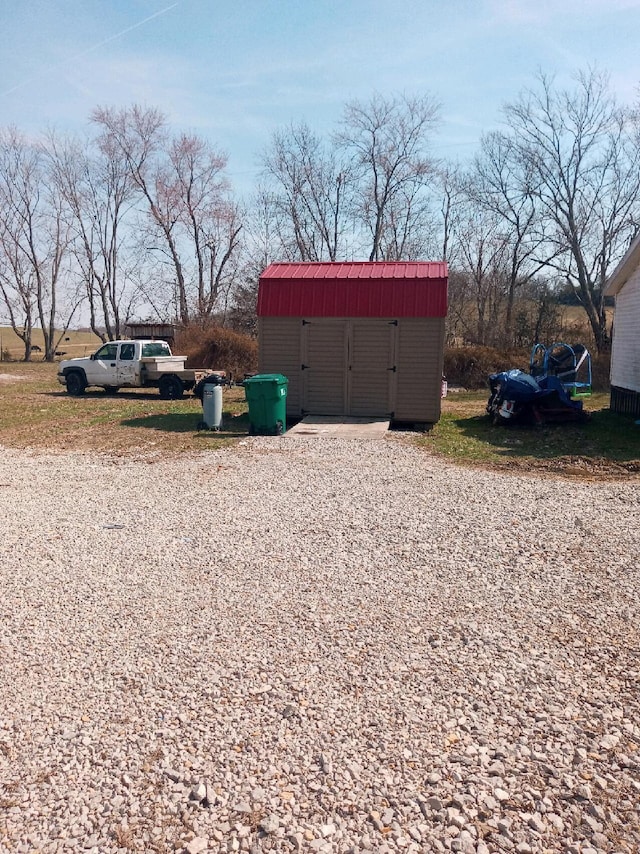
<box><xmin>257</xmin><ymin>261</ymin><xmax>448</xmax><ymax>423</ymax></box>
<box><xmin>604</xmin><ymin>234</ymin><xmax>640</xmax><ymax>416</ymax></box>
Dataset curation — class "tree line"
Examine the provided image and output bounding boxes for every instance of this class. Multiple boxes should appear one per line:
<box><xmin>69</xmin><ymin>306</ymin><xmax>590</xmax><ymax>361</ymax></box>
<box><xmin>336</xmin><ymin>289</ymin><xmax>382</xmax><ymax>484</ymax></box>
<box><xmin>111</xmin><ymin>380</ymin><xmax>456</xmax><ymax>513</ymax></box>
<box><xmin>0</xmin><ymin>67</ymin><xmax>638</xmax><ymax>359</ymax></box>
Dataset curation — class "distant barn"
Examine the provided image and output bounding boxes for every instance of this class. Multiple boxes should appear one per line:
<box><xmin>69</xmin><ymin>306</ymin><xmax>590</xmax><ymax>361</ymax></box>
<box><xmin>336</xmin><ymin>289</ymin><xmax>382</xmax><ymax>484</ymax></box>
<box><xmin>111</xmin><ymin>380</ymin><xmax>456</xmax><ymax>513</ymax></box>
<box><xmin>257</xmin><ymin>261</ymin><xmax>448</xmax><ymax>424</ymax></box>
<box><xmin>124</xmin><ymin>322</ymin><xmax>181</xmax><ymax>348</ymax></box>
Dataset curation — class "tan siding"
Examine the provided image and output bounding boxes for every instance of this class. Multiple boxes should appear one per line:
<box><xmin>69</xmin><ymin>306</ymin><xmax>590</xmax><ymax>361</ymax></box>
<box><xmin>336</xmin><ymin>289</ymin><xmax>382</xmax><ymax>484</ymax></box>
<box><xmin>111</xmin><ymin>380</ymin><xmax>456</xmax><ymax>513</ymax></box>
<box><xmin>302</xmin><ymin>320</ymin><xmax>346</xmax><ymax>414</ymax></box>
<box><xmin>258</xmin><ymin>317</ymin><xmax>302</xmax><ymax>415</ymax></box>
<box><xmin>259</xmin><ymin>315</ymin><xmax>445</xmax><ymax>422</ymax></box>
<box><xmin>611</xmin><ymin>269</ymin><xmax>640</xmax><ymax>393</ymax></box>
<box><xmin>395</xmin><ymin>318</ymin><xmax>444</xmax><ymax>422</ymax></box>
<box><xmin>348</xmin><ymin>320</ymin><xmax>395</xmax><ymax>416</ymax></box>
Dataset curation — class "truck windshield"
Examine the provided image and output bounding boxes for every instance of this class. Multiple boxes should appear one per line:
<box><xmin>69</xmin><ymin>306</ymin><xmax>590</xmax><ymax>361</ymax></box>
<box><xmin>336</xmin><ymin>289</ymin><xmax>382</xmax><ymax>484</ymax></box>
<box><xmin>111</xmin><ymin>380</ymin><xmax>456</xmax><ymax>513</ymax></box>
<box><xmin>141</xmin><ymin>342</ymin><xmax>171</xmax><ymax>357</ymax></box>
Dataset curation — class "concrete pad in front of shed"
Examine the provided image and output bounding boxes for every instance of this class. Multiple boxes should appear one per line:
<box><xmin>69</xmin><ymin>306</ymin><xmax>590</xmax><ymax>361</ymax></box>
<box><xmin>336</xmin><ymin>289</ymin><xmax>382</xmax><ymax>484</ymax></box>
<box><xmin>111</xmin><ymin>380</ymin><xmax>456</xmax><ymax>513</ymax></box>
<box><xmin>286</xmin><ymin>416</ymin><xmax>390</xmax><ymax>439</ymax></box>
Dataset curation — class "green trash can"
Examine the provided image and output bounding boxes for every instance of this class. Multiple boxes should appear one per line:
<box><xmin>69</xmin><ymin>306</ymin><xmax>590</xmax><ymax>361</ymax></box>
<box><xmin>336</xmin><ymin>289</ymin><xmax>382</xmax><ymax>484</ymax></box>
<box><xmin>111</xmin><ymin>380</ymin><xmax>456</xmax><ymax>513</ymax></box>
<box><xmin>243</xmin><ymin>373</ymin><xmax>288</xmax><ymax>435</ymax></box>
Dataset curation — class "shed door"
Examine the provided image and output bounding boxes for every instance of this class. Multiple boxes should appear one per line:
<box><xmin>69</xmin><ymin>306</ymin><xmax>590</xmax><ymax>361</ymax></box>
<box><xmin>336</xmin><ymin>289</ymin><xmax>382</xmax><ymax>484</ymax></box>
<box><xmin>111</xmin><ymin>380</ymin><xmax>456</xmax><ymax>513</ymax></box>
<box><xmin>302</xmin><ymin>320</ymin><xmax>346</xmax><ymax>414</ymax></box>
<box><xmin>348</xmin><ymin>320</ymin><xmax>396</xmax><ymax>416</ymax></box>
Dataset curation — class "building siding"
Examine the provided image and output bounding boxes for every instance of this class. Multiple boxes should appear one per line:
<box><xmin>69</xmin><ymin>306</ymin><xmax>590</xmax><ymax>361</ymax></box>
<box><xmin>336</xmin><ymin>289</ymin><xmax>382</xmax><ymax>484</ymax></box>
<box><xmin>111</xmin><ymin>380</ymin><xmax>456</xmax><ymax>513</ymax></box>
<box><xmin>611</xmin><ymin>267</ymin><xmax>640</xmax><ymax>394</ymax></box>
<box><xmin>258</xmin><ymin>317</ymin><xmax>301</xmax><ymax>415</ymax></box>
<box><xmin>611</xmin><ymin>386</ymin><xmax>640</xmax><ymax>417</ymax></box>
<box><xmin>302</xmin><ymin>320</ymin><xmax>346</xmax><ymax>415</ymax></box>
<box><xmin>395</xmin><ymin>318</ymin><xmax>445</xmax><ymax>422</ymax></box>
<box><xmin>259</xmin><ymin>316</ymin><xmax>444</xmax><ymax>422</ymax></box>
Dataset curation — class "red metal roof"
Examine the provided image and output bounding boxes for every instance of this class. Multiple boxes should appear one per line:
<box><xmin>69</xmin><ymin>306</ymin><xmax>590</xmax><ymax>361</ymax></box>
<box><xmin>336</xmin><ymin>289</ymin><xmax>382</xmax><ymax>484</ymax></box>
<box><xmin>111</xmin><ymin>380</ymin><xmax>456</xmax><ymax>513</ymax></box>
<box><xmin>258</xmin><ymin>261</ymin><xmax>448</xmax><ymax>318</ymax></box>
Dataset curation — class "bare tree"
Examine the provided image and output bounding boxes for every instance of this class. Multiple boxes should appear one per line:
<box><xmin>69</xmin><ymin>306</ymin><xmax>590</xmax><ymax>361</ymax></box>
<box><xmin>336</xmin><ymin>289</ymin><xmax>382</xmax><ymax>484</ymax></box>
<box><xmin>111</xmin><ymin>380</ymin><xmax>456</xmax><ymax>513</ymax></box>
<box><xmin>0</xmin><ymin>128</ymin><xmax>77</xmax><ymax>361</ymax></box>
<box><xmin>169</xmin><ymin>133</ymin><xmax>242</xmax><ymax>318</ymax></box>
<box><xmin>262</xmin><ymin>122</ymin><xmax>351</xmax><ymax>261</ymax></box>
<box><xmin>452</xmin><ymin>191</ymin><xmax>511</xmax><ymax>346</ymax></box>
<box><xmin>503</xmin><ymin>68</ymin><xmax>640</xmax><ymax>352</ymax></box>
<box><xmin>226</xmin><ymin>186</ymin><xmax>278</xmax><ymax>335</ymax></box>
<box><xmin>335</xmin><ymin>92</ymin><xmax>440</xmax><ymax>261</ymax></box>
<box><xmin>91</xmin><ymin>106</ymin><xmax>242</xmax><ymax>324</ymax></box>
<box><xmin>435</xmin><ymin>163</ymin><xmax>466</xmax><ymax>263</ymax></box>
<box><xmin>471</xmin><ymin>132</ymin><xmax>551</xmax><ymax>341</ymax></box>
<box><xmin>46</xmin><ymin>131</ymin><xmax>139</xmax><ymax>341</ymax></box>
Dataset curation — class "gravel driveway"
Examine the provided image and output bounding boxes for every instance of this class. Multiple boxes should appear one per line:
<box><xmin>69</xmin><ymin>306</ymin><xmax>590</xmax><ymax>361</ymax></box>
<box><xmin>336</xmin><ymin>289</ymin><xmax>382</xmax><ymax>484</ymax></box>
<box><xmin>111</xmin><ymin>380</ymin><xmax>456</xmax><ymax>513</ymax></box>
<box><xmin>1</xmin><ymin>437</ymin><xmax>639</xmax><ymax>854</ymax></box>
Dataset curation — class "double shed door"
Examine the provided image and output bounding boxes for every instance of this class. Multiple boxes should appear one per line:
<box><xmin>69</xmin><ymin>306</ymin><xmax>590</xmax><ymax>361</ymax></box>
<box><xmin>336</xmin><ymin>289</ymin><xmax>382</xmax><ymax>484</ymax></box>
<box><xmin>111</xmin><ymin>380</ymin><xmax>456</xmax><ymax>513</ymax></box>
<box><xmin>301</xmin><ymin>318</ymin><xmax>397</xmax><ymax>416</ymax></box>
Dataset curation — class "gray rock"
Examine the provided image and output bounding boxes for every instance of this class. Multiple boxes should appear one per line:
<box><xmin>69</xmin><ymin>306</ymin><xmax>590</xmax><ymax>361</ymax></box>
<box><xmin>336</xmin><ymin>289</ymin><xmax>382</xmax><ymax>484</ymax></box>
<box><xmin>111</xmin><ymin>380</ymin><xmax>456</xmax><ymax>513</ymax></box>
<box><xmin>381</xmin><ymin>808</ymin><xmax>394</xmax><ymax>825</ymax></box>
<box><xmin>527</xmin><ymin>814</ymin><xmax>545</xmax><ymax>833</ymax></box>
<box><xmin>259</xmin><ymin>814</ymin><xmax>280</xmax><ymax>834</ymax></box>
<box><xmin>190</xmin><ymin>783</ymin><xmax>207</xmax><ymax>802</ymax></box>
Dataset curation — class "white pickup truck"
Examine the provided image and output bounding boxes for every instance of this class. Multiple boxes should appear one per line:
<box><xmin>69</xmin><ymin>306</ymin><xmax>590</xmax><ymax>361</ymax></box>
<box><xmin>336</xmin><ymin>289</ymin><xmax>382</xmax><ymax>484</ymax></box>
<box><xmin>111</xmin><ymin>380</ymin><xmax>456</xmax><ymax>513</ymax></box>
<box><xmin>57</xmin><ymin>339</ymin><xmax>208</xmax><ymax>399</ymax></box>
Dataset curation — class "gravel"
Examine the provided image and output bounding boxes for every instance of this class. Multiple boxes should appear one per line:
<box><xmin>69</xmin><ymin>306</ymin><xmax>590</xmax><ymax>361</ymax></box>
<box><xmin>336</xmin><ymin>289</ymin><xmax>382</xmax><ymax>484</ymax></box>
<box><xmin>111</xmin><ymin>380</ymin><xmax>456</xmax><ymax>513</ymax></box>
<box><xmin>1</xmin><ymin>435</ymin><xmax>639</xmax><ymax>854</ymax></box>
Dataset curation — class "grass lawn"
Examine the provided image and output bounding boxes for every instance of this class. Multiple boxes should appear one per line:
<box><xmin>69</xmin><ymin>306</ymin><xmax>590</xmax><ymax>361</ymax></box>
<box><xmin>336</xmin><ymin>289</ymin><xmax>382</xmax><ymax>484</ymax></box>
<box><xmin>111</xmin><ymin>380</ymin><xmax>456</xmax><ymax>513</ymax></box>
<box><xmin>422</xmin><ymin>391</ymin><xmax>640</xmax><ymax>477</ymax></box>
<box><xmin>0</xmin><ymin>361</ymin><xmax>250</xmax><ymax>455</ymax></box>
<box><xmin>1</xmin><ymin>361</ymin><xmax>639</xmax><ymax>476</ymax></box>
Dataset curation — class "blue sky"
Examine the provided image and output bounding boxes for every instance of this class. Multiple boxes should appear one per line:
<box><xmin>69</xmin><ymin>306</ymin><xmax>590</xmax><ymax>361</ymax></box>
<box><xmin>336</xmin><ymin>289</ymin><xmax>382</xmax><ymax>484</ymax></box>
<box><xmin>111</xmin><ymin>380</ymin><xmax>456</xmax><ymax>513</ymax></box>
<box><xmin>2</xmin><ymin>0</ymin><xmax>640</xmax><ymax>195</ymax></box>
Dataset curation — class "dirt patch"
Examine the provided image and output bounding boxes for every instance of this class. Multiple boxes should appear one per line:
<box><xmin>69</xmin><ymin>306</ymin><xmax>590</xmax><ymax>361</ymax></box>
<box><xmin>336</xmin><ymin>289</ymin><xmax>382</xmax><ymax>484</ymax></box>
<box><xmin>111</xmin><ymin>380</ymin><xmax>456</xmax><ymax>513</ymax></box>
<box><xmin>438</xmin><ymin>452</ymin><xmax>640</xmax><ymax>482</ymax></box>
<box><xmin>511</xmin><ymin>455</ymin><xmax>640</xmax><ymax>476</ymax></box>
<box><xmin>0</xmin><ymin>374</ymin><xmax>28</xmax><ymax>382</ymax></box>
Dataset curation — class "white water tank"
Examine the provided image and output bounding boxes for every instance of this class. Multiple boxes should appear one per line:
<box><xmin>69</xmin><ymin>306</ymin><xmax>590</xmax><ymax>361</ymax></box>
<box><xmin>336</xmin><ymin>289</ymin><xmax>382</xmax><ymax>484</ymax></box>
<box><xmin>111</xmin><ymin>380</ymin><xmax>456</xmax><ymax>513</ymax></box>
<box><xmin>202</xmin><ymin>381</ymin><xmax>223</xmax><ymax>430</ymax></box>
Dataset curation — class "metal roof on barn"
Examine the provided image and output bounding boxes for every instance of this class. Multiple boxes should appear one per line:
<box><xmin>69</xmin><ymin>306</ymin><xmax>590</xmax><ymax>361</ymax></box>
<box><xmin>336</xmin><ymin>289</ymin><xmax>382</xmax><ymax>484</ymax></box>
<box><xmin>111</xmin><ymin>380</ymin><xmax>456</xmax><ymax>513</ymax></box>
<box><xmin>257</xmin><ymin>261</ymin><xmax>448</xmax><ymax>318</ymax></box>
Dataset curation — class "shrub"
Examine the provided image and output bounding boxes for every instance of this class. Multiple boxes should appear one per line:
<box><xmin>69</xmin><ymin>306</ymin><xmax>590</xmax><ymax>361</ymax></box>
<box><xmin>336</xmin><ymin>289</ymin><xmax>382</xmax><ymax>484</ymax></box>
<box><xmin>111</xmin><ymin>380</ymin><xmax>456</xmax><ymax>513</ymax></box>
<box><xmin>444</xmin><ymin>345</ymin><xmax>610</xmax><ymax>392</ymax></box>
<box><xmin>176</xmin><ymin>324</ymin><xmax>258</xmax><ymax>380</ymax></box>
<box><xmin>444</xmin><ymin>346</ymin><xmax>530</xmax><ymax>389</ymax></box>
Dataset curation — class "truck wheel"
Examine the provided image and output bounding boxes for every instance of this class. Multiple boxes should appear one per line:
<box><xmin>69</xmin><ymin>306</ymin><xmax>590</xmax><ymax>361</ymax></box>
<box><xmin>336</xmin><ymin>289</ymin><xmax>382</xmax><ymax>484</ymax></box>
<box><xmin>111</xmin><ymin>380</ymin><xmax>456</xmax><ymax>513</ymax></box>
<box><xmin>66</xmin><ymin>371</ymin><xmax>86</xmax><ymax>396</ymax></box>
<box><xmin>103</xmin><ymin>386</ymin><xmax>119</xmax><ymax>394</ymax></box>
<box><xmin>159</xmin><ymin>375</ymin><xmax>184</xmax><ymax>400</ymax></box>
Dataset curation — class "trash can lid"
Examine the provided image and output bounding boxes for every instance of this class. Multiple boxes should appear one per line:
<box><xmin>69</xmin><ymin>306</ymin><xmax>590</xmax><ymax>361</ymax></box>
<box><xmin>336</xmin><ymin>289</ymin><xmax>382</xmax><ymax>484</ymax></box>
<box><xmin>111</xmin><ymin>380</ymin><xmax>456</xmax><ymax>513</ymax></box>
<box><xmin>243</xmin><ymin>373</ymin><xmax>288</xmax><ymax>384</ymax></box>
<box><xmin>202</xmin><ymin>374</ymin><xmax>226</xmax><ymax>385</ymax></box>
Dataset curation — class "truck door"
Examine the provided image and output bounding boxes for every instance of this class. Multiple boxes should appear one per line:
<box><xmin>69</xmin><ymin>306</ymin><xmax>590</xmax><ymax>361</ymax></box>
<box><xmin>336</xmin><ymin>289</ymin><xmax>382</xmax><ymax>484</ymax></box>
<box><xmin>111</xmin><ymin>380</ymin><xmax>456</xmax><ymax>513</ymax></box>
<box><xmin>85</xmin><ymin>342</ymin><xmax>119</xmax><ymax>385</ymax></box>
<box><xmin>117</xmin><ymin>342</ymin><xmax>138</xmax><ymax>386</ymax></box>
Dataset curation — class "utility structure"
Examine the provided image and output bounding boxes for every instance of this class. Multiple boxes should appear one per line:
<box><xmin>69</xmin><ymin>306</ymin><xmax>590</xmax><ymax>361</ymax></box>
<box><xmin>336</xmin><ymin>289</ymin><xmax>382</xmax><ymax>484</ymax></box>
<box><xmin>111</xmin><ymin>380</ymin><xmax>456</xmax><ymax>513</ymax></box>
<box><xmin>257</xmin><ymin>261</ymin><xmax>448</xmax><ymax>424</ymax></box>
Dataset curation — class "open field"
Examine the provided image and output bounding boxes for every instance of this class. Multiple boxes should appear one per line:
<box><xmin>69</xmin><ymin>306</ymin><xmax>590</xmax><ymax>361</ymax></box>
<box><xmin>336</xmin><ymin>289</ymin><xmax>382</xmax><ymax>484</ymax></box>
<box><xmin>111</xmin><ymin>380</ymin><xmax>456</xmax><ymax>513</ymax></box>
<box><xmin>0</xmin><ymin>362</ymin><xmax>639</xmax><ymax>477</ymax></box>
<box><xmin>0</xmin><ymin>327</ymin><xmax>102</xmax><ymax>361</ymax></box>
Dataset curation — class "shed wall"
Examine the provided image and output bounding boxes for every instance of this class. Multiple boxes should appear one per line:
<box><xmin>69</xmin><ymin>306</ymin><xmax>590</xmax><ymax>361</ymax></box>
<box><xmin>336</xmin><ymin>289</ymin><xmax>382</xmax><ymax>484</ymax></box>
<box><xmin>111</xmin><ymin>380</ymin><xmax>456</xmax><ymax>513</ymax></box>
<box><xmin>610</xmin><ymin>267</ymin><xmax>640</xmax><ymax>394</ymax></box>
<box><xmin>395</xmin><ymin>318</ymin><xmax>445</xmax><ymax>422</ymax></box>
<box><xmin>302</xmin><ymin>320</ymin><xmax>346</xmax><ymax>414</ymax></box>
<box><xmin>257</xmin><ymin>317</ymin><xmax>301</xmax><ymax>415</ymax></box>
<box><xmin>259</xmin><ymin>316</ymin><xmax>444</xmax><ymax>422</ymax></box>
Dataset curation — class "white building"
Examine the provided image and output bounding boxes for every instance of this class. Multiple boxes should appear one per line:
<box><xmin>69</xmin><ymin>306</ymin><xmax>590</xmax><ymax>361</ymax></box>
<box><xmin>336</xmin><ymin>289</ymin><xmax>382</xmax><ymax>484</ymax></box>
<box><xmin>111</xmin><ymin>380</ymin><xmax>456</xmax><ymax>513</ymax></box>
<box><xmin>605</xmin><ymin>234</ymin><xmax>640</xmax><ymax>416</ymax></box>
